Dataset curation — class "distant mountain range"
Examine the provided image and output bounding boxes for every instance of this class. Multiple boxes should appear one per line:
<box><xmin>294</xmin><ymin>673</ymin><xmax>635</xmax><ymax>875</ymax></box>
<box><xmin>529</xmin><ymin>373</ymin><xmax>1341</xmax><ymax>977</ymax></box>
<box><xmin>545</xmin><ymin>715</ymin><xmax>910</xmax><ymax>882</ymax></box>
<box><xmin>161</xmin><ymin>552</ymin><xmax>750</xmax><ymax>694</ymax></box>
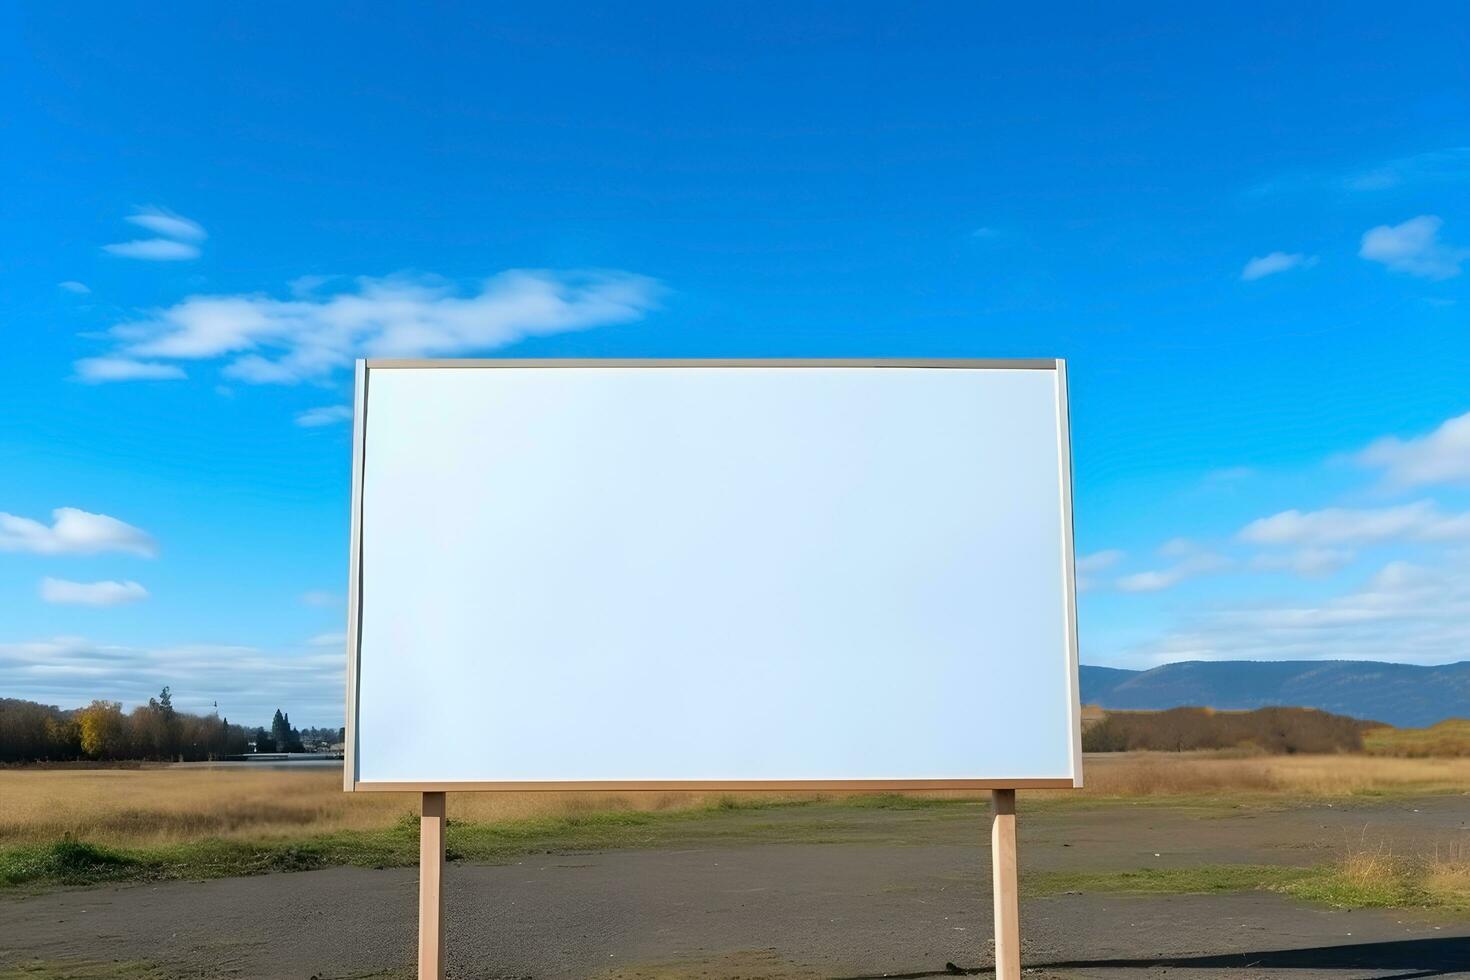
<box><xmin>1079</xmin><ymin>660</ymin><xmax>1470</xmax><ymax>729</ymax></box>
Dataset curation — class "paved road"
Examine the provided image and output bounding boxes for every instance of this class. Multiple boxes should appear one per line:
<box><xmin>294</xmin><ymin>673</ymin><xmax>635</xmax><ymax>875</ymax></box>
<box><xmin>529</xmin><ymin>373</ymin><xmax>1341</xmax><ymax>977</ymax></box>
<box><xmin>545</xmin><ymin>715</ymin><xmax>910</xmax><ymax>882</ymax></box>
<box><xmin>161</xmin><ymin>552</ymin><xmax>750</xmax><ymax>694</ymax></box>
<box><xmin>3</xmin><ymin>841</ymin><xmax>1468</xmax><ymax>979</ymax></box>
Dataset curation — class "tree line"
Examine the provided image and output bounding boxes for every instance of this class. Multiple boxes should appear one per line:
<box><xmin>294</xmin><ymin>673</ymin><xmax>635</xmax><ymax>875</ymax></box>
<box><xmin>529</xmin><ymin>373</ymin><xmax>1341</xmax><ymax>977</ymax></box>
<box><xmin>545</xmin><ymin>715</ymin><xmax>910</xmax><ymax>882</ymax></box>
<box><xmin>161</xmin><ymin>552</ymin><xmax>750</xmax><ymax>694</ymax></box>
<box><xmin>1081</xmin><ymin>705</ymin><xmax>1373</xmax><ymax>754</ymax></box>
<box><xmin>0</xmin><ymin>689</ymin><xmax>343</xmax><ymax>763</ymax></box>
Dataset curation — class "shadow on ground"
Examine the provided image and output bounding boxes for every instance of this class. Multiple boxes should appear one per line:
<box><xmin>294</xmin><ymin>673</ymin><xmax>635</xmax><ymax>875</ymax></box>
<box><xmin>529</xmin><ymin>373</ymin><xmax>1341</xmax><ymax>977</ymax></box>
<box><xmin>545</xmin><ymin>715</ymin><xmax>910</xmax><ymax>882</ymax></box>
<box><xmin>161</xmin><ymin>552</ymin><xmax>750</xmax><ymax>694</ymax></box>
<box><xmin>839</xmin><ymin>936</ymin><xmax>1470</xmax><ymax>979</ymax></box>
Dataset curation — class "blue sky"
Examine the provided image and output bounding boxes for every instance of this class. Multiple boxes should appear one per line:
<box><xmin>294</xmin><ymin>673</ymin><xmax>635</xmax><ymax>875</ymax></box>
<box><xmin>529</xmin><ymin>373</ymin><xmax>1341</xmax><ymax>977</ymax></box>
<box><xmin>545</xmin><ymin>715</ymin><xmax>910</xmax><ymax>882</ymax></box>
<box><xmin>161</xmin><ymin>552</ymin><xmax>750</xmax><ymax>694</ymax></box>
<box><xmin>3</xmin><ymin>3</ymin><xmax>1469</xmax><ymax>725</ymax></box>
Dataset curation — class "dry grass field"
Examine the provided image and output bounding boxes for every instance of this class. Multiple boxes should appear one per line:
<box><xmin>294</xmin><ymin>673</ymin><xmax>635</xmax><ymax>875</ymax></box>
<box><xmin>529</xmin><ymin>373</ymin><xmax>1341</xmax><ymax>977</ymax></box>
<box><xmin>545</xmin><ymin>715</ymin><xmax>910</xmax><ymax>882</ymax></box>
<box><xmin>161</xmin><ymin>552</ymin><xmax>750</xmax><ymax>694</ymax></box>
<box><xmin>4</xmin><ymin>752</ymin><xmax>1470</xmax><ymax>848</ymax></box>
<box><xmin>1363</xmin><ymin>718</ymin><xmax>1470</xmax><ymax>757</ymax></box>
<box><xmin>0</xmin><ymin>766</ymin><xmax>713</xmax><ymax>847</ymax></box>
<box><xmin>1044</xmin><ymin>750</ymin><xmax>1470</xmax><ymax>798</ymax></box>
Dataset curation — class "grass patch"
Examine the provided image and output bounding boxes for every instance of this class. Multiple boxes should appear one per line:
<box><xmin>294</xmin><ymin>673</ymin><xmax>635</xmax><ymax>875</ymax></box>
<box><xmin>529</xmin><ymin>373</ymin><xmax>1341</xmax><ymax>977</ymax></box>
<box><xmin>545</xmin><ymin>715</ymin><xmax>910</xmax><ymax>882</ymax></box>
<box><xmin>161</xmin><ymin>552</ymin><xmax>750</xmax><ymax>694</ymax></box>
<box><xmin>707</xmin><ymin>794</ymin><xmax>814</xmax><ymax>812</ymax></box>
<box><xmin>0</xmin><ymin>798</ymin><xmax>936</xmax><ymax>891</ymax></box>
<box><xmin>1030</xmin><ymin>849</ymin><xmax>1470</xmax><ymax>914</ymax></box>
<box><xmin>1425</xmin><ymin>845</ymin><xmax>1470</xmax><ymax>904</ymax></box>
<box><xmin>0</xmin><ymin>840</ymin><xmax>140</xmax><ymax>886</ymax></box>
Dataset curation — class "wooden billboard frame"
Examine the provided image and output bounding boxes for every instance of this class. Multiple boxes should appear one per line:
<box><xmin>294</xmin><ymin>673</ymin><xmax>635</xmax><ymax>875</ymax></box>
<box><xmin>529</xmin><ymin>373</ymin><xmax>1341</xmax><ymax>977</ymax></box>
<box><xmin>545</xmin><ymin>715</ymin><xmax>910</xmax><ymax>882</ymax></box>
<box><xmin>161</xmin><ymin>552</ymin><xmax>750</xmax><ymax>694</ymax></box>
<box><xmin>341</xmin><ymin>357</ymin><xmax>1083</xmax><ymax>980</ymax></box>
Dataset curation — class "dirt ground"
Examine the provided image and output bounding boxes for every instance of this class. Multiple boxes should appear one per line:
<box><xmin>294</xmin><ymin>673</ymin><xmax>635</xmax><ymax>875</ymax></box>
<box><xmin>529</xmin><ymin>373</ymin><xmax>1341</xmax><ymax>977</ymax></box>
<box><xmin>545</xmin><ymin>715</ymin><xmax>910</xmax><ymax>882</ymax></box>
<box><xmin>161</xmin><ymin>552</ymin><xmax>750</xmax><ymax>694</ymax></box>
<box><xmin>3</xmin><ymin>796</ymin><xmax>1468</xmax><ymax>979</ymax></box>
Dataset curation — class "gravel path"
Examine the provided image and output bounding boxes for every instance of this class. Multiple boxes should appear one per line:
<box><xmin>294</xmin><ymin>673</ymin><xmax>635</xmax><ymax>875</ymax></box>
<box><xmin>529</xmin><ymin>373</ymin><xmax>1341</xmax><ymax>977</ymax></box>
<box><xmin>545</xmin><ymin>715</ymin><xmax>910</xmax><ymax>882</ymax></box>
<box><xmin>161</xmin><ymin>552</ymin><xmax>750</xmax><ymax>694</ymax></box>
<box><xmin>3</xmin><ymin>838</ymin><xmax>1468</xmax><ymax>979</ymax></box>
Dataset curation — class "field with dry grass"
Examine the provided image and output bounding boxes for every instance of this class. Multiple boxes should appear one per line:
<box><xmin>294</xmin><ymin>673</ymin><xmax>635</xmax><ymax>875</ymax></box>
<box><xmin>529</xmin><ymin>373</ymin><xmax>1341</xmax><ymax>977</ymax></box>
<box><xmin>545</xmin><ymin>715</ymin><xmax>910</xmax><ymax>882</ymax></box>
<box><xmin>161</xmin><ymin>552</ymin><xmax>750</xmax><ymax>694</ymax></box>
<box><xmin>1363</xmin><ymin>718</ymin><xmax>1470</xmax><ymax>757</ymax></box>
<box><xmin>4</xmin><ymin>752</ymin><xmax>1470</xmax><ymax>848</ymax></box>
<box><xmin>1045</xmin><ymin>750</ymin><xmax>1470</xmax><ymax>799</ymax></box>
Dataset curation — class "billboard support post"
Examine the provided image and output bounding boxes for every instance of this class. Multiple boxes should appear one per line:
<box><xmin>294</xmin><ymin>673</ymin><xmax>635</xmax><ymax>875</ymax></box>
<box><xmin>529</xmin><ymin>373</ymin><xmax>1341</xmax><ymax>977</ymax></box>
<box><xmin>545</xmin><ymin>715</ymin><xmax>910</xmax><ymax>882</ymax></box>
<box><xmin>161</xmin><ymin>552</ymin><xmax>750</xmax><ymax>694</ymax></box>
<box><xmin>991</xmin><ymin>788</ymin><xmax>1020</xmax><ymax>980</ymax></box>
<box><xmin>419</xmin><ymin>792</ymin><xmax>446</xmax><ymax>980</ymax></box>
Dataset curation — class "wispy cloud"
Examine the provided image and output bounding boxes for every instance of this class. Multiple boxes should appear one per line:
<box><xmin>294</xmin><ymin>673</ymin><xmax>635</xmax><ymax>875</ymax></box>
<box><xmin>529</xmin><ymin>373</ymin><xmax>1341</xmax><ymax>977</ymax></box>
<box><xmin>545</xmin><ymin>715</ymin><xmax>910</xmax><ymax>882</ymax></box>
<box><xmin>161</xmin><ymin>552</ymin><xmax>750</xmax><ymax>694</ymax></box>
<box><xmin>1341</xmin><ymin>147</ymin><xmax>1470</xmax><ymax>192</ymax></box>
<box><xmin>1126</xmin><ymin>560</ymin><xmax>1470</xmax><ymax>667</ymax></box>
<box><xmin>0</xmin><ymin>636</ymin><xmax>342</xmax><ymax>721</ymax></box>
<box><xmin>125</xmin><ymin>207</ymin><xmax>207</xmax><ymax>242</ymax></box>
<box><xmin>102</xmin><ymin>239</ymin><xmax>201</xmax><ymax>261</ymax></box>
<box><xmin>80</xmin><ymin>269</ymin><xmax>661</xmax><ymax>384</ymax></box>
<box><xmin>300</xmin><ymin>590</ymin><xmax>341</xmax><ymax>608</ymax></box>
<box><xmin>1157</xmin><ymin>537</ymin><xmax>1204</xmax><ymax>559</ymax></box>
<box><xmin>1356</xmin><ymin>409</ymin><xmax>1470</xmax><ymax>489</ymax></box>
<box><xmin>1115</xmin><ymin>540</ymin><xmax>1228</xmax><ymax>593</ymax></box>
<box><xmin>1097</xmin><ymin>404</ymin><xmax>1470</xmax><ymax>666</ymax></box>
<box><xmin>0</xmin><ymin>508</ymin><xmax>157</xmax><ymax>557</ymax></box>
<box><xmin>1240</xmin><ymin>251</ymin><xmax>1317</xmax><ymax>281</ymax></box>
<box><xmin>1249</xmin><ymin>547</ymin><xmax>1354</xmax><ymax>578</ymax></box>
<box><xmin>295</xmin><ymin>405</ymin><xmax>353</xmax><ymax>428</ymax></box>
<box><xmin>1114</xmin><ymin>569</ymin><xmax>1185</xmax><ymax>593</ymax></box>
<box><xmin>103</xmin><ymin>208</ymin><xmax>207</xmax><ymax>262</ymax></box>
<box><xmin>1240</xmin><ymin>500</ymin><xmax>1470</xmax><ymax>547</ymax></box>
<box><xmin>1115</xmin><ymin>557</ymin><xmax>1227</xmax><ymax>593</ymax></box>
<box><xmin>58</xmin><ymin>281</ymin><xmax>91</xmax><ymax>295</ymax></box>
<box><xmin>74</xmin><ymin>357</ymin><xmax>188</xmax><ymax>383</ymax></box>
<box><xmin>1247</xmin><ymin>147</ymin><xmax>1470</xmax><ymax>198</ymax></box>
<box><xmin>40</xmin><ymin>578</ymin><xmax>149</xmax><ymax>606</ymax></box>
<box><xmin>1075</xmin><ymin>549</ymin><xmax>1124</xmax><ymax>593</ymax></box>
<box><xmin>308</xmin><ymin>632</ymin><xmax>346</xmax><ymax>648</ymax></box>
<box><xmin>1077</xmin><ymin>550</ymin><xmax>1124</xmax><ymax>574</ymax></box>
<box><xmin>1359</xmin><ymin>215</ymin><xmax>1467</xmax><ymax>280</ymax></box>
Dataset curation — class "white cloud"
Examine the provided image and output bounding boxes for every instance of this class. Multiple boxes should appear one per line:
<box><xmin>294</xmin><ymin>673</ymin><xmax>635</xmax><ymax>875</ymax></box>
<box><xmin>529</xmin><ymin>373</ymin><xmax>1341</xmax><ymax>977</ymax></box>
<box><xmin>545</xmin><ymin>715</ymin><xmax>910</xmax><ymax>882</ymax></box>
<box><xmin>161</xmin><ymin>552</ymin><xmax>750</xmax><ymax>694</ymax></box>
<box><xmin>1359</xmin><ymin>215</ymin><xmax>1467</xmax><ymax>280</ymax></box>
<box><xmin>1075</xmin><ymin>549</ymin><xmax>1124</xmax><ymax>593</ymax></box>
<box><xmin>1157</xmin><ymin>537</ymin><xmax>1203</xmax><ymax>559</ymax></box>
<box><xmin>102</xmin><ymin>208</ymin><xmax>206</xmax><ymax>261</ymax></box>
<box><xmin>1115</xmin><ymin>547</ymin><xmax>1229</xmax><ymax>593</ymax></box>
<box><xmin>295</xmin><ymin>405</ymin><xmax>353</xmax><ymax>428</ymax></box>
<box><xmin>308</xmin><ymin>632</ymin><xmax>346</xmax><ymax>648</ymax></box>
<box><xmin>289</xmin><ymin>274</ymin><xmax>336</xmax><ymax>298</ymax></box>
<box><xmin>1247</xmin><ymin>147</ymin><xmax>1470</xmax><ymax>198</ymax></box>
<box><xmin>1076</xmin><ymin>550</ymin><xmax>1124</xmax><ymax>574</ymax></box>
<box><xmin>1356</xmin><ymin>409</ymin><xmax>1470</xmax><ymax>489</ymax></box>
<box><xmin>1241</xmin><ymin>251</ymin><xmax>1317</xmax><ymax>281</ymax></box>
<box><xmin>1114</xmin><ymin>570</ymin><xmax>1181</xmax><ymax>593</ymax></box>
<box><xmin>80</xmin><ymin>269</ymin><xmax>661</xmax><ymax>384</ymax></box>
<box><xmin>1249</xmin><ymin>548</ymin><xmax>1354</xmax><ymax>578</ymax></box>
<box><xmin>0</xmin><ymin>636</ymin><xmax>343</xmax><ymax>722</ymax></box>
<box><xmin>125</xmin><ymin>207</ymin><xmax>206</xmax><ymax>242</ymax></box>
<box><xmin>1341</xmin><ymin>147</ymin><xmax>1470</xmax><ymax>192</ymax></box>
<box><xmin>58</xmin><ymin>281</ymin><xmax>91</xmax><ymax>295</ymax></box>
<box><xmin>1240</xmin><ymin>500</ymin><xmax>1470</xmax><ymax>547</ymax></box>
<box><xmin>102</xmin><ymin>239</ymin><xmax>201</xmax><ymax>261</ymax></box>
<box><xmin>301</xmin><ymin>590</ymin><xmax>341</xmax><ymax>608</ymax></box>
<box><xmin>40</xmin><ymin>578</ymin><xmax>149</xmax><ymax>606</ymax></box>
<box><xmin>74</xmin><ymin>357</ymin><xmax>187</xmax><ymax>383</ymax></box>
<box><xmin>1125</xmin><ymin>560</ymin><xmax>1470</xmax><ymax>667</ymax></box>
<box><xmin>0</xmin><ymin>508</ymin><xmax>158</xmax><ymax>557</ymax></box>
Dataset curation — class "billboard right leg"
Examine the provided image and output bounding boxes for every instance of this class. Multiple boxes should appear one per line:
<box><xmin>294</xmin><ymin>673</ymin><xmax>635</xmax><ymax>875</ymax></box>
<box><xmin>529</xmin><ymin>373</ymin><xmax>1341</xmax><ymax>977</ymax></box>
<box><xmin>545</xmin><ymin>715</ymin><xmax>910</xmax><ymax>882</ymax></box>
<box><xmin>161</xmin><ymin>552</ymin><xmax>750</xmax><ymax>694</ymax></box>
<box><xmin>419</xmin><ymin>791</ymin><xmax>446</xmax><ymax>979</ymax></box>
<box><xmin>991</xmin><ymin>788</ymin><xmax>1020</xmax><ymax>980</ymax></box>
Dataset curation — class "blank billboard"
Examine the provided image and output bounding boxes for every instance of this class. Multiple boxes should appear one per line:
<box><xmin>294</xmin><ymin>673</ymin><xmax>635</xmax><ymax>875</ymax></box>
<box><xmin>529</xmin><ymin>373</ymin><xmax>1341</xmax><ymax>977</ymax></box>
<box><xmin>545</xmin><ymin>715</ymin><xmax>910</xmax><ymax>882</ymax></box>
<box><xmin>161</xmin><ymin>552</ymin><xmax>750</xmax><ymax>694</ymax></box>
<box><xmin>346</xmin><ymin>360</ymin><xmax>1081</xmax><ymax>790</ymax></box>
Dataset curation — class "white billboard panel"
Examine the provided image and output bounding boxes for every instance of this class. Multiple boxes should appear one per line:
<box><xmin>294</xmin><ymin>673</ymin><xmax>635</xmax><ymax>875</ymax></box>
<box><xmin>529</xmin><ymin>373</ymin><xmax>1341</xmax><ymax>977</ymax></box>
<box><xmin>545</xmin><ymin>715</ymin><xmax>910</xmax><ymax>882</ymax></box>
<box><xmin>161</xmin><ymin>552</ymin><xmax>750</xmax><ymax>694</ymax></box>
<box><xmin>346</xmin><ymin>360</ymin><xmax>1080</xmax><ymax>790</ymax></box>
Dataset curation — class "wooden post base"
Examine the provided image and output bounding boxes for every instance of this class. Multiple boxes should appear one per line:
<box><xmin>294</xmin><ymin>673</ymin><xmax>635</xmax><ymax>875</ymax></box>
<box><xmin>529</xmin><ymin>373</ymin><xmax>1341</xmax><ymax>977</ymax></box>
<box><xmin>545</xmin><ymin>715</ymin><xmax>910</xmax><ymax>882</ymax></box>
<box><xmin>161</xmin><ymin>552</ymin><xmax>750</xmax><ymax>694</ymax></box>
<box><xmin>419</xmin><ymin>791</ymin><xmax>446</xmax><ymax>979</ymax></box>
<box><xmin>991</xmin><ymin>788</ymin><xmax>1020</xmax><ymax>980</ymax></box>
